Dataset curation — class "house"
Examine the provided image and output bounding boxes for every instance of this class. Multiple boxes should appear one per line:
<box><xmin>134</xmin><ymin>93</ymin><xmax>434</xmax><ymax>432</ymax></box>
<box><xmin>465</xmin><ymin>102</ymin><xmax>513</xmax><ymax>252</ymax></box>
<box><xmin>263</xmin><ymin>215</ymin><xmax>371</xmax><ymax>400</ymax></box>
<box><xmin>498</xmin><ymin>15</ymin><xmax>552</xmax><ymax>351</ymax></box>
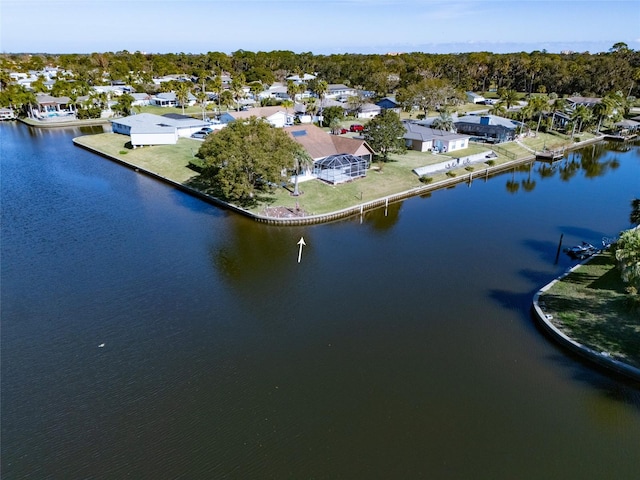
<box><xmin>131</xmin><ymin>93</ymin><xmax>152</xmax><ymax>106</ymax></box>
<box><xmin>454</xmin><ymin>114</ymin><xmax>521</xmax><ymax>143</ymax></box>
<box><xmin>110</xmin><ymin>113</ymin><xmax>209</xmax><ymax>147</ymax></box>
<box><xmin>356</xmin><ymin>103</ymin><xmax>382</xmax><ymax>119</ymax></box>
<box><xmin>258</xmin><ymin>83</ymin><xmax>289</xmax><ymax>101</ymax></box>
<box><xmin>326</xmin><ymin>84</ymin><xmax>357</xmax><ymax>100</ymax></box>
<box><xmin>150</xmin><ymin>92</ymin><xmax>197</xmax><ymax>108</ymax></box>
<box><xmin>32</xmin><ymin>93</ymin><xmax>74</xmax><ymax>118</ymax></box>
<box><xmin>284</xmin><ymin>124</ymin><xmax>375</xmax><ymax>183</ymax></box>
<box><xmin>286</xmin><ymin>73</ymin><xmax>316</xmax><ymax>84</ymax></box>
<box><xmin>219</xmin><ymin>106</ymin><xmax>294</xmax><ymax>128</ymax></box>
<box><xmin>466</xmin><ymin>92</ymin><xmax>486</xmax><ymax>104</ymax></box>
<box><xmin>376</xmin><ymin>97</ymin><xmax>401</xmax><ymax>113</ymax></box>
<box><xmin>565</xmin><ymin>96</ymin><xmax>602</xmax><ymax>109</ymax></box>
<box><xmin>403</xmin><ymin>122</ymin><xmax>470</xmax><ymax>153</ymax></box>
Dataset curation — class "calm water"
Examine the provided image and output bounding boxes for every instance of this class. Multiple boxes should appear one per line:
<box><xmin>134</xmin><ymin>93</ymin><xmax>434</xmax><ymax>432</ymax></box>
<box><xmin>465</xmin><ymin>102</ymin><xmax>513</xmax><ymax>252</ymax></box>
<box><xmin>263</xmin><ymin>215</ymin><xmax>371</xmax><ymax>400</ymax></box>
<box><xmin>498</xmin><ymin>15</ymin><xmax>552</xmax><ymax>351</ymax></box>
<box><xmin>1</xmin><ymin>122</ymin><xmax>639</xmax><ymax>479</ymax></box>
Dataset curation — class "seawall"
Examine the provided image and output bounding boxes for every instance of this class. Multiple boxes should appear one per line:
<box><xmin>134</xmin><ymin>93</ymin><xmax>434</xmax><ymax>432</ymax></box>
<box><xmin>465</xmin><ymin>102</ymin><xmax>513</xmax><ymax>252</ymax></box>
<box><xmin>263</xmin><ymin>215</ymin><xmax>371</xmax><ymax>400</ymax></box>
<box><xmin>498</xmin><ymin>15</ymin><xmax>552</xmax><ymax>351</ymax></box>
<box><xmin>532</xmin><ymin>259</ymin><xmax>640</xmax><ymax>382</ymax></box>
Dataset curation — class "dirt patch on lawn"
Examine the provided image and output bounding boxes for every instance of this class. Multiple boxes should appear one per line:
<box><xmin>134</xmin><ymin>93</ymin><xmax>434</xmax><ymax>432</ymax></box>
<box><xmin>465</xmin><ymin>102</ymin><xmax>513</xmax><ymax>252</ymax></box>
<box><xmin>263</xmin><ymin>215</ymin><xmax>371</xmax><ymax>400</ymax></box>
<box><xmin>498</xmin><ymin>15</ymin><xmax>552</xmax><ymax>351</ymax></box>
<box><xmin>262</xmin><ymin>206</ymin><xmax>308</xmax><ymax>218</ymax></box>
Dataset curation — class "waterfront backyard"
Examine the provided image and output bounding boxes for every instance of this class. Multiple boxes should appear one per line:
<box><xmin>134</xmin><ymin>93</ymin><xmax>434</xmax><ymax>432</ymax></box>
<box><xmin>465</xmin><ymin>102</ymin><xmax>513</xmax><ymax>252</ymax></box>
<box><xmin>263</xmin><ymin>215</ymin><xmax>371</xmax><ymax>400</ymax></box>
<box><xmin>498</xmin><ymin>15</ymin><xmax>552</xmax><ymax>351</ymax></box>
<box><xmin>74</xmin><ymin>130</ymin><xmax>593</xmax><ymax>215</ymax></box>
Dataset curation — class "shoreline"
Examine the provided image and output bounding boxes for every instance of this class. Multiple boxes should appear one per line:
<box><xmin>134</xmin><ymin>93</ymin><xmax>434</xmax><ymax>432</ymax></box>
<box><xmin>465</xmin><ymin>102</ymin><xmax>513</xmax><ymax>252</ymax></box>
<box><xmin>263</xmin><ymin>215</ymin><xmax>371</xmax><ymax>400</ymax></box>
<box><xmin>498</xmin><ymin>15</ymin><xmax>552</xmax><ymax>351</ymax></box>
<box><xmin>72</xmin><ymin>133</ymin><xmax>605</xmax><ymax>226</ymax></box>
<box><xmin>532</xmin><ymin>255</ymin><xmax>640</xmax><ymax>383</ymax></box>
<box><xmin>18</xmin><ymin>116</ymin><xmax>111</xmax><ymax>128</ymax></box>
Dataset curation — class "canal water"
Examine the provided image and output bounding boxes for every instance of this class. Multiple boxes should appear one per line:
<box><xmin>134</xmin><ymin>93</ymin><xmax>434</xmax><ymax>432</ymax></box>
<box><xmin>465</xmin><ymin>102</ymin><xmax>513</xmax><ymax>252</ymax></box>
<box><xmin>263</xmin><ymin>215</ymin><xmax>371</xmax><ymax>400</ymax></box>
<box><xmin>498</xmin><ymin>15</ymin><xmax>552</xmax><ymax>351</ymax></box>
<box><xmin>1</xmin><ymin>122</ymin><xmax>639</xmax><ymax>479</ymax></box>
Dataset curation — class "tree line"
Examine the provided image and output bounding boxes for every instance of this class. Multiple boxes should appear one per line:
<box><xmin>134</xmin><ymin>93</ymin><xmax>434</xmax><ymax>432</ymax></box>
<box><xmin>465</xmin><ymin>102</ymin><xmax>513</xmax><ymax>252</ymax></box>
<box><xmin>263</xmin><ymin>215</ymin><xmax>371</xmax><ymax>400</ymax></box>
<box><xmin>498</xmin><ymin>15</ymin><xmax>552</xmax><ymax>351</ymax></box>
<box><xmin>2</xmin><ymin>43</ymin><xmax>639</xmax><ymax>99</ymax></box>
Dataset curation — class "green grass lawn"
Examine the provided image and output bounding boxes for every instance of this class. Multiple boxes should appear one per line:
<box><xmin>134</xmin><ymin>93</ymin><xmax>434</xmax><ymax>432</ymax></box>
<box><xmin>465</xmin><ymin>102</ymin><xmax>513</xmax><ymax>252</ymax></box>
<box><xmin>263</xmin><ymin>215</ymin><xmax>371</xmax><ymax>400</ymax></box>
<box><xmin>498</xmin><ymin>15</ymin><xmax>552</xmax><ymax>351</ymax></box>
<box><xmin>540</xmin><ymin>253</ymin><xmax>640</xmax><ymax>368</ymax></box>
<box><xmin>75</xmin><ymin>129</ymin><xmax>534</xmax><ymax>215</ymax></box>
<box><xmin>74</xmin><ymin>133</ymin><xmax>201</xmax><ymax>184</ymax></box>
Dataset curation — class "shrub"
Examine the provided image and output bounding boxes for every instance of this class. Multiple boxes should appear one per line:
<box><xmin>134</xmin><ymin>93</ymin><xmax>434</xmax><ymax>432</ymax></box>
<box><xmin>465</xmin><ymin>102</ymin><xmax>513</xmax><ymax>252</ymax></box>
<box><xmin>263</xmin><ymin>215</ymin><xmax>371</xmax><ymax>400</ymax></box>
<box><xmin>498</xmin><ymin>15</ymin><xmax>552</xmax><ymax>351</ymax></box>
<box><xmin>446</xmin><ymin>171</ymin><xmax>457</xmax><ymax>177</ymax></box>
<box><xmin>419</xmin><ymin>176</ymin><xmax>433</xmax><ymax>184</ymax></box>
<box><xmin>464</xmin><ymin>166</ymin><xmax>474</xmax><ymax>172</ymax></box>
<box><xmin>119</xmin><ymin>150</ymin><xmax>128</xmax><ymax>155</ymax></box>
<box><xmin>486</xmin><ymin>159</ymin><xmax>496</xmax><ymax>166</ymax></box>
<box><xmin>188</xmin><ymin>158</ymin><xmax>205</xmax><ymax>172</ymax></box>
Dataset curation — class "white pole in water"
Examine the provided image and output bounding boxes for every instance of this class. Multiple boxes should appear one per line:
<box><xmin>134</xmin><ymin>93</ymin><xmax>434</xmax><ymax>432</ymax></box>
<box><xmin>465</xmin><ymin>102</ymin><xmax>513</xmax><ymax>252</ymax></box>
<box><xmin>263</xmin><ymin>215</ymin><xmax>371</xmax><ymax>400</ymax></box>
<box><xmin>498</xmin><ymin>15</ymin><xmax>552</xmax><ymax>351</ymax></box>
<box><xmin>297</xmin><ymin>237</ymin><xmax>306</xmax><ymax>263</ymax></box>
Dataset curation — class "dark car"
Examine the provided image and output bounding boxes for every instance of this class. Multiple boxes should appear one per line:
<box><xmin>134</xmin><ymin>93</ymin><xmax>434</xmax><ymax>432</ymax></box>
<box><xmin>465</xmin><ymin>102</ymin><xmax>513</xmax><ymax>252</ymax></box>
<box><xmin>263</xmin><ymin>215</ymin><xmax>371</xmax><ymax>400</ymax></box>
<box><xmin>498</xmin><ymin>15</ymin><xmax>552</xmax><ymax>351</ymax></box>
<box><xmin>350</xmin><ymin>124</ymin><xmax>364</xmax><ymax>132</ymax></box>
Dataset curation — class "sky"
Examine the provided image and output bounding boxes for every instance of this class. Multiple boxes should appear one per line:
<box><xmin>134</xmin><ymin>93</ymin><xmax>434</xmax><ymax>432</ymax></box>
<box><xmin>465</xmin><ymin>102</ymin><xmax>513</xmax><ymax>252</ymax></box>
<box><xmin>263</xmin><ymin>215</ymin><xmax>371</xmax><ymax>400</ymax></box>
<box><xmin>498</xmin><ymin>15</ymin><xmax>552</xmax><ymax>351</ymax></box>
<box><xmin>1</xmin><ymin>0</ymin><xmax>639</xmax><ymax>55</ymax></box>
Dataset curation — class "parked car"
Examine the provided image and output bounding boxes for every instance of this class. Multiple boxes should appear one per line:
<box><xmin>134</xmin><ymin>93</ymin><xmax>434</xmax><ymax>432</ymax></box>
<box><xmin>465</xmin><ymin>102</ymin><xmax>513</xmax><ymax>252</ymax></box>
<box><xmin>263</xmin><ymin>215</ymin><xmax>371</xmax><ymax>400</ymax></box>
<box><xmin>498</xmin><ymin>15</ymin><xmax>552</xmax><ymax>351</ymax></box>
<box><xmin>200</xmin><ymin>127</ymin><xmax>214</xmax><ymax>134</ymax></box>
<box><xmin>191</xmin><ymin>131</ymin><xmax>208</xmax><ymax>139</ymax></box>
<box><xmin>350</xmin><ymin>124</ymin><xmax>364</xmax><ymax>132</ymax></box>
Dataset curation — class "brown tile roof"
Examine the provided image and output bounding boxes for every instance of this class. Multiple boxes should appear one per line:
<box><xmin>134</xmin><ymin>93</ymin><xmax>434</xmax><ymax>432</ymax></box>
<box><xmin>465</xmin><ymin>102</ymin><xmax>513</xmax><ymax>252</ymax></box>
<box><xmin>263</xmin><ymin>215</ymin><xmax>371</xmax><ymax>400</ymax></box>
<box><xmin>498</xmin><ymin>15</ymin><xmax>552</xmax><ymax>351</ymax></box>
<box><xmin>284</xmin><ymin>124</ymin><xmax>375</xmax><ymax>159</ymax></box>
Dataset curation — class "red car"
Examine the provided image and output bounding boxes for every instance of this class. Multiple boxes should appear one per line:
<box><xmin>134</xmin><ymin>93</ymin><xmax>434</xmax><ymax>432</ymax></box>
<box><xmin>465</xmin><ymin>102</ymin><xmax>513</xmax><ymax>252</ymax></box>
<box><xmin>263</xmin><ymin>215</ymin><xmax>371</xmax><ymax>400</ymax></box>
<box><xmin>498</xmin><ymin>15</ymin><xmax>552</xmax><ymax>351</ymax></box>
<box><xmin>350</xmin><ymin>124</ymin><xmax>364</xmax><ymax>132</ymax></box>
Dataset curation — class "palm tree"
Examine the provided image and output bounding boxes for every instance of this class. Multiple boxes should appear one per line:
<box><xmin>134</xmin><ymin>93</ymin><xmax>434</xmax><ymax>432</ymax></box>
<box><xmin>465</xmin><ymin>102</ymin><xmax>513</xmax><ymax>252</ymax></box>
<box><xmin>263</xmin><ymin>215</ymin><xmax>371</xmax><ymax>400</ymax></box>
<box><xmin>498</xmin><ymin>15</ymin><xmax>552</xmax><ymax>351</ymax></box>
<box><xmin>210</xmin><ymin>73</ymin><xmax>223</xmax><ymax>113</ymax></box>
<box><xmin>593</xmin><ymin>96</ymin><xmax>615</xmax><ymax>133</ymax></box>
<box><xmin>230</xmin><ymin>73</ymin><xmax>246</xmax><ymax>111</ymax></box>
<box><xmin>526</xmin><ymin>95</ymin><xmax>549</xmax><ymax>135</ymax></box>
<box><xmin>281</xmin><ymin>99</ymin><xmax>294</xmax><ymax>124</ymax></box>
<box><xmin>175</xmin><ymin>82</ymin><xmax>191</xmax><ymax>115</ymax></box>
<box><xmin>571</xmin><ymin>104</ymin><xmax>593</xmax><ymax>136</ymax></box>
<box><xmin>549</xmin><ymin>97</ymin><xmax>566</xmax><ymax>131</ymax></box>
<box><xmin>499</xmin><ymin>89</ymin><xmax>519</xmax><ymax>110</ymax></box>
<box><xmin>431</xmin><ymin>111</ymin><xmax>455</xmax><ymax>131</ymax></box>
<box><xmin>286</xmin><ymin>79</ymin><xmax>300</xmax><ymax>104</ymax></box>
<box><xmin>489</xmin><ymin>103</ymin><xmax>507</xmax><ymax>117</ymax></box>
<box><xmin>196</xmin><ymin>90</ymin><xmax>209</xmax><ymax>121</ymax></box>
<box><xmin>292</xmin><ymin>148</ymin><xmax>313</xmax><ymax>197</ymax></box>
<box><xmin>315</xmin><ymin>80</ymin><xmax>328</xmax><ymax>120</ymax></box>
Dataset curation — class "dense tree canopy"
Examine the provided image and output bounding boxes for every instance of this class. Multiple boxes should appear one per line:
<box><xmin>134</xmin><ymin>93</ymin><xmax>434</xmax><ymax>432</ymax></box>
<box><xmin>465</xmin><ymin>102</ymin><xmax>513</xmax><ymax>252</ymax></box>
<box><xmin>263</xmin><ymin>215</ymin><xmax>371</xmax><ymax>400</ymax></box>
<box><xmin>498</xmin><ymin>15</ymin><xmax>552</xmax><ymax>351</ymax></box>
<box><xmin>363</xmin><ymin>110</ymin><xmax>406</xmax><ymax>161</ymax></box>
<box><xmin>196</xmin><ymin>117</ymin><xmax>300</xmax><ymax>203</ymax></box>
<box><xmin>2</xmin><ymin>44</ymin><xmax>638</xmax><ymax>99</ymax></box>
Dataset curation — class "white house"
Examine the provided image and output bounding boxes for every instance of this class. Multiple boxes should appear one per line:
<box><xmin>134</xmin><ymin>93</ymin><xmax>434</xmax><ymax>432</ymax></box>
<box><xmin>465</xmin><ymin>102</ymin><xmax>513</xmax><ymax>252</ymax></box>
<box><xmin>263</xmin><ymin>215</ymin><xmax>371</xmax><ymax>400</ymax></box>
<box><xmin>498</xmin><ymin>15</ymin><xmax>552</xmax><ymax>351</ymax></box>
<box><xmin>219</xmin><ymin>106</ymin><xmax>294</xmax><ymax>128</ymax></box>
<box><xmin>466</xmin><ymin>91</ymin><xmax>486</xmax><ymax>104</ymax></box>
<box><xmin>356</xmin><ymin>103</ymin><xmax>381</xmax><ymax>119</ymax></box>
<box><xmin>150</xmin><ymin>92</ymin><xmax>197</xmax><ymax>107</ymax></box>
<box><xmin>111</xmin><ymin>113</ymin><xmax>209</xmax><ymax>147</ymax></box>
<box><xmin>326</xmin><ymin>84</ymin><xmax>357</xmax><ymax>100</ymax></box>
<box><xmin>403</xmin><ymin>122</ymin><xmax>470</xmax><ymax>153</ymax></box>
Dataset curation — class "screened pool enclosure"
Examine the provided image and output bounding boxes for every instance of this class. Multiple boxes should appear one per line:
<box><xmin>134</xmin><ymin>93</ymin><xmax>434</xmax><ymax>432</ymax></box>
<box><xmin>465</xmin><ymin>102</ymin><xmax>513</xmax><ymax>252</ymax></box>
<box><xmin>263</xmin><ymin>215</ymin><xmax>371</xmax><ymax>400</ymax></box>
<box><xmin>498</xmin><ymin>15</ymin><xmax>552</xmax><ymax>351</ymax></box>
<box><xmin>312</xmin><ymin>153</ymin><xmax>370</xmax><ymax>185</ymax></box>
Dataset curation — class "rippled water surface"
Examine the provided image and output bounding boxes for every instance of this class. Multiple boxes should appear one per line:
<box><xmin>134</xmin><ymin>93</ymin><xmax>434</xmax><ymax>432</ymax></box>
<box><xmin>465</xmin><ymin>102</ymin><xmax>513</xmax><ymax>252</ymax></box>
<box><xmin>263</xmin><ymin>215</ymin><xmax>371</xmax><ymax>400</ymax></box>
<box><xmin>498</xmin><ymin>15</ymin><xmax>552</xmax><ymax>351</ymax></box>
<box><xmin>2</xmin><ymin>122</ymin><xmax>640</xmax><ymax>479</ymax></box>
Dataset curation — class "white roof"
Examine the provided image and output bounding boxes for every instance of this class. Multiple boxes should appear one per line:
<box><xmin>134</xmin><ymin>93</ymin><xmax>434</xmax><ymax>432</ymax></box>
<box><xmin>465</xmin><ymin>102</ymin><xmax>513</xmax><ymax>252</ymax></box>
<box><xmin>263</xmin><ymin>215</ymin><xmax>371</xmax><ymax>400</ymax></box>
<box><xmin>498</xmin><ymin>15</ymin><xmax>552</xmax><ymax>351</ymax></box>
<box><xmin>111</xmin><ymin>113</ymin><xmax>208</xmax><ymax>130</ymax></box>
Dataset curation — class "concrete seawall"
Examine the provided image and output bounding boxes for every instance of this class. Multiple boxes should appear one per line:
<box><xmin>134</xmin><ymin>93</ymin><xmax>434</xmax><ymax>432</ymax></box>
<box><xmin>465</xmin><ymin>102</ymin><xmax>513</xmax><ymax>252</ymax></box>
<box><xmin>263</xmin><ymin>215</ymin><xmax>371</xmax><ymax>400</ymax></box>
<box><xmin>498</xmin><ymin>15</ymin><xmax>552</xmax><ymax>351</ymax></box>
<box><xmin>72</xmin><ymin>132</ymin><xmax>605</xmax><ymax>226</ymax></box>
<box><xmin>73</xmin><ymin>137</ymin><xmax>540</xmax><ymax>226</ymax></box>
<box><xmin>532</xmin><ymin>260</ymin><xmax>640</xmax><ymax>382</ymax></box>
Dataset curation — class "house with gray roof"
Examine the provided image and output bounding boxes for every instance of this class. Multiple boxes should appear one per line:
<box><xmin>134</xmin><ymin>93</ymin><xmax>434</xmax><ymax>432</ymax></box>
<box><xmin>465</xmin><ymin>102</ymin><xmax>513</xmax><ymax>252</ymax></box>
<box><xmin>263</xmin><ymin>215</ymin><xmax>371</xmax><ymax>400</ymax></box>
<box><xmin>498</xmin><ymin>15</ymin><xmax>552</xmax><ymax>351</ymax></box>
<box><xmin>454</xmin><ymin>114</ymin><xmax>522</xmax><ymax>143</ymax></box>
<box><xmin>150</xmin><ymin>91</ymin><xmax>197</xmax><ymax>108</ymax></box>
<box><xmin>111</xmin><ymin>113</ymin><xmax>209</xmax><ymax>147</ymax></box>
<box><xmin>219</xmin><ymin>106</ymin><xmax>294</xmax><ymax>128</ymax></box>
<box><xmin>403</xmin><ymin>121</ymin><xmax>470</xmax><ymax>153</ymax></box>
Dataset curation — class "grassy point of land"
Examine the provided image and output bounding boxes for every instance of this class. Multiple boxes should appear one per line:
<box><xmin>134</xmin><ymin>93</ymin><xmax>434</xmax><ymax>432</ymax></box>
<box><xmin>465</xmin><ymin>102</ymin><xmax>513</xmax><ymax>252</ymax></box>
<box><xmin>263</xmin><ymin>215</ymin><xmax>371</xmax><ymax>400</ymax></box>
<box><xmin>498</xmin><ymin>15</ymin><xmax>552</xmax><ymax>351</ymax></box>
<box><xmin>73</xmin><ymin>128</ymin><xmax>600</xmax><ymax>217</ymax></box>
<box><xmin>540</xmin><ymin>253</ymin><xmax>640</xmax><ymax>369</ymax></box>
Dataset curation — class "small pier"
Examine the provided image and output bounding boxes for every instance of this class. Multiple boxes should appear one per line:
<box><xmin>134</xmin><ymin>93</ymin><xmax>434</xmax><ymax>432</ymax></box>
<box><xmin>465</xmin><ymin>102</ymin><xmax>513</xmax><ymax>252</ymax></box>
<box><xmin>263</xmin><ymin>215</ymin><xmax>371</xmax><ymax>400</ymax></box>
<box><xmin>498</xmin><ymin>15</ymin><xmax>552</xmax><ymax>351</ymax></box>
<box><xmin>535</xmin><ymin>148</ymin><xmax>565</xmax><ymax>161</ymax></box>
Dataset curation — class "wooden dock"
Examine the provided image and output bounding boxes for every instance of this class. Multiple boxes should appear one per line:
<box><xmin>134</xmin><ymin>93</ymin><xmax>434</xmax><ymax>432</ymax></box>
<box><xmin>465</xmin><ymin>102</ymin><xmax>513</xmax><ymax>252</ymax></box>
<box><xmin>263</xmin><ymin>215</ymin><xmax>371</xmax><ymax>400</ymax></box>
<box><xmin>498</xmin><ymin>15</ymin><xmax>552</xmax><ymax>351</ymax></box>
<box><xmin>536</xmin><ymin>148</ymin><xmax>565</xmax><ymax>161</ymax></box>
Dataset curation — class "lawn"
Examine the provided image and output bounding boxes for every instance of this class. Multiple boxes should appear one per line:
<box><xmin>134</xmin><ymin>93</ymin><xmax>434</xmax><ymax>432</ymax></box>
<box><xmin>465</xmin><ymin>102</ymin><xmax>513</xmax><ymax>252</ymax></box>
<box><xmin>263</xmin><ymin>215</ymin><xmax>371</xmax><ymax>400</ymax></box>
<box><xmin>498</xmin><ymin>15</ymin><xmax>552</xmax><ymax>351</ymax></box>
<box><xmin>74</xmin><ymin>131</ymin><xmax>508</xmax><ymax>215</ymax></box>
<box><xmin>74</xmin><ymin>133</ymin><xmax>201</xmax><ymax>184</ymax></box>
<box><xmin>539</xmin><ymin>253</ymin><xmax>640</xmax><ymax>368</ymax></box>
